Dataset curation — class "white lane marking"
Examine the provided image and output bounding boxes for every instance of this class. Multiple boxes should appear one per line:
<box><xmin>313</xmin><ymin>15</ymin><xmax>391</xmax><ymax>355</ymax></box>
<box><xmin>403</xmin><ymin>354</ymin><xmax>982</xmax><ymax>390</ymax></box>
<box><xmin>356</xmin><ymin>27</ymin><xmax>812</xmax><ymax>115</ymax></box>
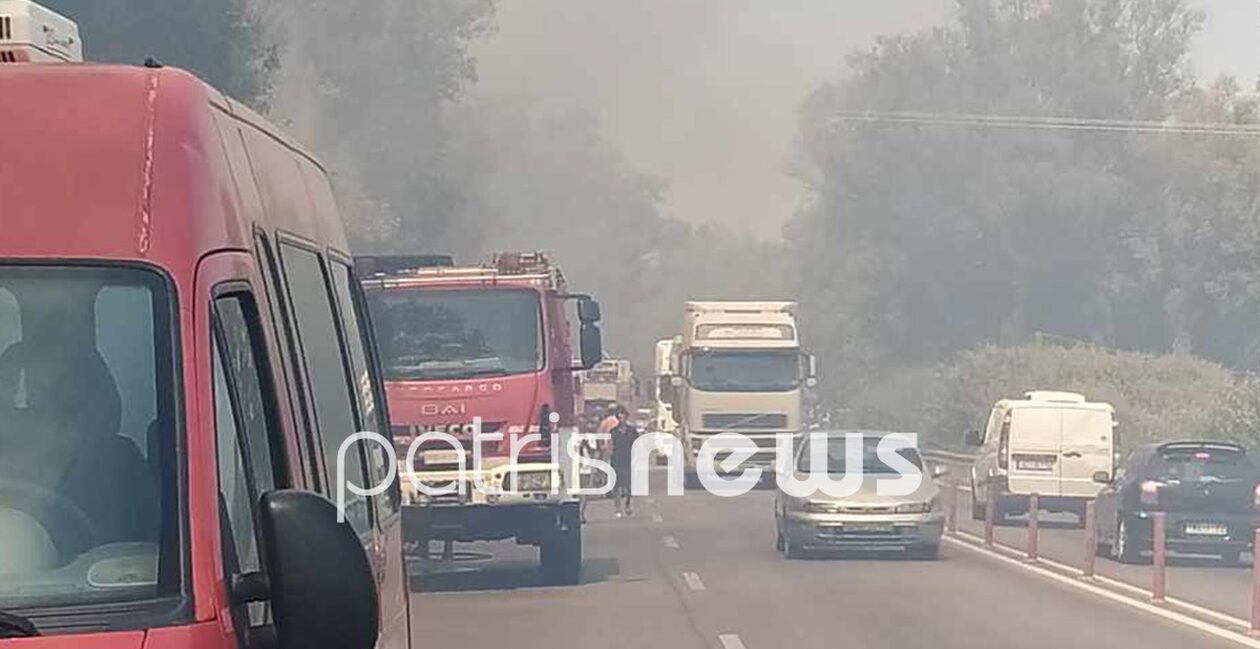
<box><xmin>663</xmin><ymin>535</ymin><xmax>680</xmax><ymax>549</ymax></box>
<box><xmin>944</xmin><ymin>536</ymin><xmax>1260</xmax><ymax>648</ymax></box>
<box><xmin>954</xmin><ymin>525</ymin><xmax>1251</xmax><ymax>629</ymax></box>
<box><xmin>682</xmin><ymin>571</ymin><xmax>705</xmax><ymax>591</ymax></box>
<box><xmin>652</xmin><ymin>512</ymin><xmax>664</xmax><ymax>524</ymax></box>
<box><xmin>718</xmin><ymin>634</ymin><xmax>748</xmax><ymax>649</ymax></box>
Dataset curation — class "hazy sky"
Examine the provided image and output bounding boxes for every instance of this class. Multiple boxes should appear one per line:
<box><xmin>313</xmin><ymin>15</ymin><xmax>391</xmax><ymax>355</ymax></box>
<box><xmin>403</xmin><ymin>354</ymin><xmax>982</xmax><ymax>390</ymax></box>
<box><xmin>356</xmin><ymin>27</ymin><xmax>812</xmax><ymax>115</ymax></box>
<box><xmin>473</xmin><ymin>1</ymin><xmax>1260</xmax><ymax>240</ymax></box>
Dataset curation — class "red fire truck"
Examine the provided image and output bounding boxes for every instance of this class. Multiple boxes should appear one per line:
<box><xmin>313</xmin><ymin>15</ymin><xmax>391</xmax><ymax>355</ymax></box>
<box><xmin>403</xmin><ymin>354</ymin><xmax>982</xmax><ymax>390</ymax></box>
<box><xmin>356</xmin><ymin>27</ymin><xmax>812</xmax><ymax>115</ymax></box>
<box><xmin>358</xmin><ymin>252</ymin><xmax>602</xmax><ymax>584</ymax></box>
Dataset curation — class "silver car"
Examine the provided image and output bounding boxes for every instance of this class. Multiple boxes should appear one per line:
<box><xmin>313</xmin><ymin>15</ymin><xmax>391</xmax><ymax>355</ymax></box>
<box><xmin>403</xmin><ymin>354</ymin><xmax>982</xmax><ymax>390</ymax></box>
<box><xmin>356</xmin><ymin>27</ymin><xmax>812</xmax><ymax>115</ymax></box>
<box><xmin>774</xmin><ymin>431</ymin><xmax>948</xmax><ymax>559</ymax></box>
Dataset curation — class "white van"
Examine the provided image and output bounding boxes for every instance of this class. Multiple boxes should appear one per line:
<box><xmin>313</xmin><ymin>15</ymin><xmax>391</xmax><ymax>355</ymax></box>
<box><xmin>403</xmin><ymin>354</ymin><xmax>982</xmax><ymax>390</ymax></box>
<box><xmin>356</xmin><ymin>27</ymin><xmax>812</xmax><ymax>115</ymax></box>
<box><xmin>966</xmin><ymin>391</ymin><xmax>1116</xmax><ymax>524</ymax></box>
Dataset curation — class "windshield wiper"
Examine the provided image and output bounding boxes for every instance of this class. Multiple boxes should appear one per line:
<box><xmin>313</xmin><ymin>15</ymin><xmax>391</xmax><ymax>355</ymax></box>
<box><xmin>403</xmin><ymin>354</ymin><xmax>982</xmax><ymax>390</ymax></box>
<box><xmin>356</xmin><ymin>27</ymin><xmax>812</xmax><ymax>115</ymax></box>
<box><xmin>0</xmin><ymin>610</ymin><xmax>39</xmax><ymax>638</ymax></box>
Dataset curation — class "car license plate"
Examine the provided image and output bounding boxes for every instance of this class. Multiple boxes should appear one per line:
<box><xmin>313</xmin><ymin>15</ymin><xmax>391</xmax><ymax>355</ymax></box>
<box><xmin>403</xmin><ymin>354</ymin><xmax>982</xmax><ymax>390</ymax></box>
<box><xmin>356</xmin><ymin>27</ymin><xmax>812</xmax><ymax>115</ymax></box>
<box><xmin>423</xmin><ymin>449</ymin><xmax>466</xmax><ymax>466</ymax></box>
<box><xmin>845</xmin><ymin>523</ymin><xmax>895</xmax><ymax>533</ymax></box>
<box><xmin>1013</xmin><ymin>454</ymin><xmax>1056</xmax><ymax>472</ymax></box>
<box><xmin>1184</xmin><ymin>522</ymin><xmax>1228</xmax><ymax>536</ymax></box>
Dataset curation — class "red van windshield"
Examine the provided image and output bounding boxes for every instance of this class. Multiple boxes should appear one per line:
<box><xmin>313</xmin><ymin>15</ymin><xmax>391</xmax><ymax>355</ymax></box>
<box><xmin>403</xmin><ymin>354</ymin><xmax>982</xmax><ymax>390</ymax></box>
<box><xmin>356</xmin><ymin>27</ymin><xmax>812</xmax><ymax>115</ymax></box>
<box><xmin>0</xmin><ymin>266</ymin><xmax>180</xmax><ymax>618</ymax></box>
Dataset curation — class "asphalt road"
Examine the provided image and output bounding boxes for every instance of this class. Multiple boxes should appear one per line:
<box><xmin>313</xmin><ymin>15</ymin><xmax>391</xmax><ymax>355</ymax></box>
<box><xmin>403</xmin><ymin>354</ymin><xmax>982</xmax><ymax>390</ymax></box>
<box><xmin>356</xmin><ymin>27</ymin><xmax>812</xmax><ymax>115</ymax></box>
<box><xmin>408</xmin><ymin>476</ymin><xmax>1244</xmax><ymax>649</ymax></box>
<box><xmin>948</xmin><ymin>481</ymin><xmax>1257</xmax><ymax>620</ymax></box>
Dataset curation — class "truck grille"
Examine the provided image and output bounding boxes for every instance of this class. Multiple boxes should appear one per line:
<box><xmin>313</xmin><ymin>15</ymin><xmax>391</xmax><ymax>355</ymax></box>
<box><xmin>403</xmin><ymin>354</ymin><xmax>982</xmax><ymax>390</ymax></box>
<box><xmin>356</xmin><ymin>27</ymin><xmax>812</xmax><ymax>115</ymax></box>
<box><xmin>702</xmin><ymin>413</ymin><xmax>788</xmax><ymax>430</ymax></box>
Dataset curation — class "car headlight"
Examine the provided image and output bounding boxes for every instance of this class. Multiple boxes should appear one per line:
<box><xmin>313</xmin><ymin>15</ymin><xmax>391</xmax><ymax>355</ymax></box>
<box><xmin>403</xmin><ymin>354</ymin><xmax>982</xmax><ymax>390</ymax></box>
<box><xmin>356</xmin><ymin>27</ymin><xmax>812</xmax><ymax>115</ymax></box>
<box><xmin>894</xmin><ymin>501</ymin><xmax>934</xmax><ymax>514</ymax></box>
<box><xmin>800</xmin><ymin>499</ymin><xmax>837</xmax><ymax>514</ymax></box>
<box><xmin>505</xmin><ymin>471</ymin><xmax>553</xmax><ymax>493</ymax></box>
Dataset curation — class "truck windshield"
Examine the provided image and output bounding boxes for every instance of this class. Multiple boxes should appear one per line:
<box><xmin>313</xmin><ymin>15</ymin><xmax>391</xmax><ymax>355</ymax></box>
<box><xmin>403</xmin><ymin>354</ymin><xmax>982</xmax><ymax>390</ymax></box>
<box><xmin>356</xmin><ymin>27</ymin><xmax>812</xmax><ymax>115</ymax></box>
<box><xmin>690</xmin><ymin>350</ymin><xmax>799</xmax><ymax>392</ymax></box>
<box><xmin>369</xmin><ymin>288</ymin><xmax>543</xmax><ymax>380</ymax></box>
<box><xmin>0</xmin><ymin>266</ymin><xmax>179</xmax><ymax>614</ymax></box>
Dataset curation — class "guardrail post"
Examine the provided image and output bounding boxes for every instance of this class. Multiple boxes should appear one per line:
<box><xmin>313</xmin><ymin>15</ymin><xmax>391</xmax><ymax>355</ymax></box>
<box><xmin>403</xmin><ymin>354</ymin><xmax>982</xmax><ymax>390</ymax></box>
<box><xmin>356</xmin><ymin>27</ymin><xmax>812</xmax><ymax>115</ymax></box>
<box><xmin>1083</xmin><ymin>501</ymin><xmax>1097</xmax><ymax>578</ymax></box>
<box><xmin>1152</xmin><ymin>512</ymin><xmax>1167</xmax><ymax>603</ymax></box>
<box><xmin>1026</xmin><ymin>493</ymin><xmax>1039</xmax><ymax>561</ymax></box>
<box><xmin>1250</xmin><ymin>527</ymin><xmax>1260</xmax><ymax>635</ymax></box>
<box><xmin>984</xmin><ymin>483</ymin><xmax>996</xmax><ymax>547</ymax></box>
<box><xmin>947</xmin><ymin>480</ymin><xmax>958</xmax><ymax>535</ymax></box>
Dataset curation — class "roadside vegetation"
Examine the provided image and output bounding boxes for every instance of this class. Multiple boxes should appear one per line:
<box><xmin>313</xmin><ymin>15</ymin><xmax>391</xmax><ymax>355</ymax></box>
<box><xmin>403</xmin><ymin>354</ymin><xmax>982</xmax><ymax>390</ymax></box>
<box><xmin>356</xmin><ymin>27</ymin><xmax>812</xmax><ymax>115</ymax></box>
<box><xmin>842</xmin><ymin>342</ymin><xmax>1260</xmax><ymax>452</ymax></box>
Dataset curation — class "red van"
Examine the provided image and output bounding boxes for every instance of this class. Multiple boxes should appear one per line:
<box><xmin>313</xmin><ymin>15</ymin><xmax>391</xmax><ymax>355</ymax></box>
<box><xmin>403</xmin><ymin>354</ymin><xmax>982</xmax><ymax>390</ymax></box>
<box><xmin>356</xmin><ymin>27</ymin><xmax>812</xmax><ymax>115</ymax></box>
<box><xmin>0</xmin><ymin>24</ymin><xmax>411</xmax><ymax>649</ymax></box>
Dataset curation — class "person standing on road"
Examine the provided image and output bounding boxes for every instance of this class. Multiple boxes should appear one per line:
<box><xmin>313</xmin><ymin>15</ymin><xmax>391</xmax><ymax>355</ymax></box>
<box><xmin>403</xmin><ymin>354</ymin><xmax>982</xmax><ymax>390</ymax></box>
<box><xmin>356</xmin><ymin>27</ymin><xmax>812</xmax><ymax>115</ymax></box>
<box><xmin>610</xmin><ymin>405</ymin><xmax>639</xmax><ymax>518</ymax></box>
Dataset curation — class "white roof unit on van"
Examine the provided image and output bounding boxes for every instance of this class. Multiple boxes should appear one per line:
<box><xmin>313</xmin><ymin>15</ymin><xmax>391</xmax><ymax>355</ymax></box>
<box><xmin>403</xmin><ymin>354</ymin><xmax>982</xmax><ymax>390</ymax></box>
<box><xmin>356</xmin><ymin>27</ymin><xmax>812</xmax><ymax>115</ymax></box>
<box><xmin>1024</xmin><ymin>391</ymin><xmax>1087</xmax><ymax>403</ymax></box>
<box><xmin>0</xmin><ymin>0</ymin><xmax>82</xmax><ymax>64</ymax></box>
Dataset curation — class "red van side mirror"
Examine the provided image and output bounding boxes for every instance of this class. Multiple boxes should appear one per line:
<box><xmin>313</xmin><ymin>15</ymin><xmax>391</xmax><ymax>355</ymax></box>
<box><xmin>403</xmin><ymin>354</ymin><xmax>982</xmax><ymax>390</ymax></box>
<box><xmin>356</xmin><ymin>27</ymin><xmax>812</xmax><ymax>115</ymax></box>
<box><xmin>259</xmin><ymin>490</ymin><xmax>379</xmax><ymax>649</ymax></box>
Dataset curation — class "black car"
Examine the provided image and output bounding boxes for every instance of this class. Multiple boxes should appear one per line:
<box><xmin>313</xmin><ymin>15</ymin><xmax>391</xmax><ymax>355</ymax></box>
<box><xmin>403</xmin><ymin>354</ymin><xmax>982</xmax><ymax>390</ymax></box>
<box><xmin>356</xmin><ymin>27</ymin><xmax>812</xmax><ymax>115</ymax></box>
<box><xmin>1095</xmin><ymin>441</ymin><xmax>1260</xmax><ymax>565</ymax></box>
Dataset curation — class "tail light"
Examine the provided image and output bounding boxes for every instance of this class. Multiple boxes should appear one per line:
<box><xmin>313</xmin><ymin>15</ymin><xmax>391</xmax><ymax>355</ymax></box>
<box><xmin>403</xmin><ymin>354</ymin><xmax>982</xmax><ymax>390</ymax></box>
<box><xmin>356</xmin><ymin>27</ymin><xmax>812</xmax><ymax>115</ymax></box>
<box><xmin>1140</xmin><ymin>480</ymin><xmax>1160</xmax><ymax>507</ymax></box>
<box><xmin>997</xmin><ymin>415</ymin><xmax>1011</xmax><ymax>470</ymax></box>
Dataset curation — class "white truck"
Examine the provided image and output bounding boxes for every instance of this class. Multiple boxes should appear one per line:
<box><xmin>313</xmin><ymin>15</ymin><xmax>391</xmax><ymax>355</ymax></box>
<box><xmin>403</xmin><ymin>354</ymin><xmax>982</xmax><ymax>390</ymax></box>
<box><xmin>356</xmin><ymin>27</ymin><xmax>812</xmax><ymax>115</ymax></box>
<box><xmin>666</xmin><ymin>301</ymin><xmax>815</xmax><ymax>484</ymax></box>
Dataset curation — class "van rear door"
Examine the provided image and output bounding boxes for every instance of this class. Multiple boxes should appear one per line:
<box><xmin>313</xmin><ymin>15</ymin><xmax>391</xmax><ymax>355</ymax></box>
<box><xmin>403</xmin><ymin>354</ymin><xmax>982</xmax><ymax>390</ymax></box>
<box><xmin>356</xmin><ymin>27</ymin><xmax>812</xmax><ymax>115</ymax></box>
<box><xmin>1059</xmin><ymin>407</ymin><xmax>1114</xmax><ymax>498</ymax></box>
<box><xmin>1006</xmin><ymin>407</ymin><xmax>1061</xmax><ymax>496</ymax></box>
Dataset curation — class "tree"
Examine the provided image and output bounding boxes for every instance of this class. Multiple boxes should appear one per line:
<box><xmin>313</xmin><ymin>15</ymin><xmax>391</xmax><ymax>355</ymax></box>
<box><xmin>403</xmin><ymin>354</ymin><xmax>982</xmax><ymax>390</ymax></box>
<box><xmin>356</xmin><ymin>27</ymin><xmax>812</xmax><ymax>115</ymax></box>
<box><xmin>787</xmin><ymin>0</ymin><xmax>1260</xmax><ymax>400</ymax></box>
<box><xmin>45</xmin><ymin>0</ymin><xmax>276</xmax><ymax>109</ymax></box>
<box><xmin>265</xmin><ymin>0</ymin><xmax>496</xmax><ymax>251</ymax></box>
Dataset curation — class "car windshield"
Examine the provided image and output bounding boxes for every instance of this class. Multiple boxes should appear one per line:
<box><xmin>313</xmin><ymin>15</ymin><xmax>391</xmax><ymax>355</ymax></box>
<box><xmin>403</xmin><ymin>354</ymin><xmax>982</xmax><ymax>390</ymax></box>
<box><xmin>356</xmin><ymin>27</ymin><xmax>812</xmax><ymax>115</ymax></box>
<box><xmin>1155</xmin><ymin>448</ymin><xmax>1258</xmax><ymax>482</ymax></box>
<box><xmin>689</xmin><ymin>350</ymin><xmax>799</xmax><ymax>392</ymax></box>
<box><xmin>0</xmin><ymin>266</ymin><xmax>178</xmax><ymax>610</ymax></box>
<box><xmin>796</xmin><ymin>435</ymin><xmax>924</xmax><ymax>475</ymax></box>
<box><xmin>367</xmin><ymin>288</ymin><xmax>542</xmax><ymax>380</ymax></box>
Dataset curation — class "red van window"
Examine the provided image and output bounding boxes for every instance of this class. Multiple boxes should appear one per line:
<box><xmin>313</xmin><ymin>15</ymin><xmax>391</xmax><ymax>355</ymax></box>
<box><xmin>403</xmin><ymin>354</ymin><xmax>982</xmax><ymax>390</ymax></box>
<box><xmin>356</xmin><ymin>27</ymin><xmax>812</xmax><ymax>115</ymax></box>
<box><xmin>0</xmin><ymin>266</ymin><xmax>180</xmax><ymax>623</ymax></box>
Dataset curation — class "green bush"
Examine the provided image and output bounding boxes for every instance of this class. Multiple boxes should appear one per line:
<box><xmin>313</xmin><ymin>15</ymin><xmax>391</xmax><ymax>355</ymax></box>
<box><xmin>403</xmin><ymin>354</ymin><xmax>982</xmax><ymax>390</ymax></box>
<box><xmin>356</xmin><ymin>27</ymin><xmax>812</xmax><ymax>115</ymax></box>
<box><xmin>839</xmin><ymin>343</ymin><xmax>1260</xmax><ymax>452</ymax></box>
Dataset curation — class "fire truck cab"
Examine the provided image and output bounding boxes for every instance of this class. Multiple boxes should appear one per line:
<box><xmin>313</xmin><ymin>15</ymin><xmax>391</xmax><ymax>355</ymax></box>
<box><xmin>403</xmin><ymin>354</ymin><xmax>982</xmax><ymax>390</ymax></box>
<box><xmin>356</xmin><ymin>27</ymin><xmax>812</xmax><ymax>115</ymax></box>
<box><xmin>358</xmin><ymin>252</ymin><xmax>602</xmax><ymax>585</ymax></box>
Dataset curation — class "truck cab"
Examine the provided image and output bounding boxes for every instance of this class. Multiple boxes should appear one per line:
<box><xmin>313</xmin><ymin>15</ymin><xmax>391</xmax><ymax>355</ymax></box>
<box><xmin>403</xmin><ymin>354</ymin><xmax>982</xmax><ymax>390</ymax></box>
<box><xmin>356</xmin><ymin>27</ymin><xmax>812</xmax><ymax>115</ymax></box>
<box><xmin>358</xmin><ymin>252</ymin><xmax>601</xmax><ymax>584</ymax></box>
<box><xmin>668</xmin><ymin>301</ymin><xmax>814</xmax><ymax>483</ymax></box>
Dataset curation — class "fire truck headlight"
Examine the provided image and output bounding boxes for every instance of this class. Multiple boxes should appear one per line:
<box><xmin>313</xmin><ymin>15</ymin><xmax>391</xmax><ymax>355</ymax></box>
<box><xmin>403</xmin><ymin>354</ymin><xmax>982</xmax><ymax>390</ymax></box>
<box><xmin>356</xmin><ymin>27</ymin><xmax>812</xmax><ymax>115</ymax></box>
<box><xmin>508</xmin><ymin>471</ymin><xmax>552</xmax><ymax>493</ymax></box>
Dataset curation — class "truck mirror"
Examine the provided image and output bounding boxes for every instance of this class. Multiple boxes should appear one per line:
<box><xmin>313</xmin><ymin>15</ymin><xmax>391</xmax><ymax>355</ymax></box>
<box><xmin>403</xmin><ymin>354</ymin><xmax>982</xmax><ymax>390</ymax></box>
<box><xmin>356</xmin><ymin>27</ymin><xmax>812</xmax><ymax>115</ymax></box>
<box><xmin>807</xmin><ymin>354</ymin><xmax>817</xmax><ymax>378</ymax></box>
<box><xmin>805</xmin><ymin>377</ymin><xmax>818</xmax><ymax>388</ymax></box>
<box><xmin>579</xmin><ymin>323</ymin><xmax>602</xmax><ymax>369</ymax></box>
<box><xmin>670</xmin><ymin>375</ymin><xmax>683</xmax><ymax>388</ymax></box>
<box><xmin>577</xmin><ymin>297</ymin><xmax>602</xmax><ymax>324</ymax></box>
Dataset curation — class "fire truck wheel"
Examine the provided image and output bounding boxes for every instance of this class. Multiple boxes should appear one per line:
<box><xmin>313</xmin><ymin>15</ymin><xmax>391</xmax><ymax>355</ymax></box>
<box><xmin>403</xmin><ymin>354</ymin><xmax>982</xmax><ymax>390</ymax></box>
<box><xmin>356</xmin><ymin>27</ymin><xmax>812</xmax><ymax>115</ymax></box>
<box><xmin>540</xmin><ymin>518</ymin><xmax>582</xmax><ymax>585</ymax></box>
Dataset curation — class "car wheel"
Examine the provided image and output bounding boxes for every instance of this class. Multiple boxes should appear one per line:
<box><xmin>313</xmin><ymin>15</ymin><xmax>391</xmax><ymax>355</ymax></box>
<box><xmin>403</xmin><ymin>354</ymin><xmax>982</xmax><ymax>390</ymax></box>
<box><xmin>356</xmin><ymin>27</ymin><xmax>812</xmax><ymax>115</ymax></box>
<box><xmin>783</xmin><ymin>535</ymin><xmax>805</xmax><ymax>560</ymax></box>
<box><xmin>1114</xmin><ymin>516</ymin><xmax>1142</xmax><ymax>565</ymax></box>
<box><xmin>908</xmin><ymin>543</ymin><xmax>940</xmax><ymax>560</ymax></box>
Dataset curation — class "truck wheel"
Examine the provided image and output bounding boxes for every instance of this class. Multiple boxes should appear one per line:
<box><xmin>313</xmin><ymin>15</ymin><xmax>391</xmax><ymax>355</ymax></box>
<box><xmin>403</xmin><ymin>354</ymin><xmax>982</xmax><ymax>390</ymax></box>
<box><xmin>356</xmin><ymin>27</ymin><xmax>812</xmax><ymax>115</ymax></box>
<box><xmin>1220</xmin><ymin>549</ymin><xmax>1243</xmax><ymax>566</ymax></box>
<box><xmin>541</xmin><ymin>518</ymin><xmax>582</xmax><ymax>585</ymax></box>
<box><xmin>684</xmin><ymin>470</ymin><xmax>702</xmax><ymax>490</ymax></box>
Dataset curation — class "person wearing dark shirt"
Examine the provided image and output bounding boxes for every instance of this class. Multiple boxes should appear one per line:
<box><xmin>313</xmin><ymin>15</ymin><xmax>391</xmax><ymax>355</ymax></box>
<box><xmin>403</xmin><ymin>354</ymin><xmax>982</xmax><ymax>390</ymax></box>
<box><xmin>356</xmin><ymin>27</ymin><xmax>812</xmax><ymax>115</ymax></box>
<box><xmin>609</xmin><ymin>406</ymin><xmax>638</xmax><ymax>518</ymax></box>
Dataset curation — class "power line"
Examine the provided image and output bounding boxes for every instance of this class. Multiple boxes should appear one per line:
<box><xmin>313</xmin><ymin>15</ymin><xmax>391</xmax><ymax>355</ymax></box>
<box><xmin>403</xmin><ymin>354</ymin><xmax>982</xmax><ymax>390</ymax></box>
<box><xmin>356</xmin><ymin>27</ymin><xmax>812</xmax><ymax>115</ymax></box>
<box><xmin>827</xmin><ymin>109</ymin><xmax>1260</xmax><ymax>137</ymax></box>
